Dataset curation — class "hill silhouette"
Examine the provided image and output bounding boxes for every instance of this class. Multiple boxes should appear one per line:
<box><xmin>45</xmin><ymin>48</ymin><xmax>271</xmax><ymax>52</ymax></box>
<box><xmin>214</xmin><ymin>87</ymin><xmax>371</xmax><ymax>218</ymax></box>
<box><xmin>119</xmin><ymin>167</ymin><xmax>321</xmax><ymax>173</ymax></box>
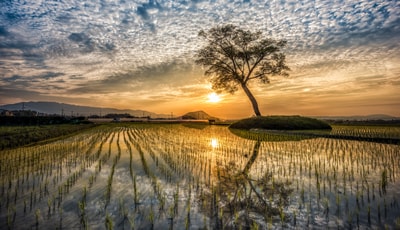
<box><xmin>0</xmin><ymin>101</ymin><xmax>165</xmax><ymax>118</ymax></box>
<box><xmin>181</xmin><ymin>110</ymin><xmax>219</xmax><ymax>121</ymax></box>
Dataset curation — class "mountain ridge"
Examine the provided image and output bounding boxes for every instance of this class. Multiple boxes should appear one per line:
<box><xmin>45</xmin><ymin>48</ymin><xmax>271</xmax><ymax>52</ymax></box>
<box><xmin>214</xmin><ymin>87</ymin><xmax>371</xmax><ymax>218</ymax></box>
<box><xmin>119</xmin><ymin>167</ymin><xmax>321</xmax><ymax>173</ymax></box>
<box><xmin>0</xmin><ymin>101</ymin><xmax>223</xmax><ymax>120</ymax></box>
<box><xmin>0</xmin><ymin>101</ymin><xmax>164</xmax><ymax>118</ymax></box>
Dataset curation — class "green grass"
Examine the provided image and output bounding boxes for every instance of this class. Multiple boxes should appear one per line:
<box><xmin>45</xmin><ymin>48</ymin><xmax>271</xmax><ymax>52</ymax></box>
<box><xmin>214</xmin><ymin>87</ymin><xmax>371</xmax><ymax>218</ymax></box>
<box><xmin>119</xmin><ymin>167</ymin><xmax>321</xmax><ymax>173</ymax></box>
<box><xmin>229</xmin><ymin>116</ymin><xmax>332</xmax><ymax>130</ymax></box>
<box><xmin>229</xmin><ymin>128</ymin><xmax>315</xmax><ymax>142</ymax></box>
<box><xmin>0</xmin><ymin>124</ymin><xmax>97</xmax><ymax>149</ymax></box>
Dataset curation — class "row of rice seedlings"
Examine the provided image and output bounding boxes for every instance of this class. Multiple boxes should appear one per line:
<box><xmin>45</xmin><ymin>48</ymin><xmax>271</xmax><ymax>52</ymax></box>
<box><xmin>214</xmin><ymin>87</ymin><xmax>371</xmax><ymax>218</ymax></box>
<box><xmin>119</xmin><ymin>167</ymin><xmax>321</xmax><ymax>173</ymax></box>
<box><xmin>72</xmin><ymin>127</ymin><xmax>125</xmax><ymax>229</ymax></box>
<box><xmin>138</xmin><ymin>125</ymin><xmax>289</xmax><ymax>228</ymax></box>
<box><xmin>54</xmin><ymin>131</ymin><xmax>107</xmax><ymax>208</ymax></box>
<box><xmin>87</xmin><ymin>131</ymin><xmax>111</xmax><ymax>188</ymax></box>
<box><xmin>142</xmin><ymin>126</ymin><xmax>396</xmax><ymax>228</ymax></box>
<box><xmin>79</xmin><ymin>127</ymin><xmax>136</xmax><ymax>228</ymax></box>
<box><xmin>1</xmin><ymin>141</ymin><xmax>79</xmax><ymax>195</ymax></box>
<box><xmin>122</xmin><ymin>128</ymin><xmax>141</xmax><ymax>208</ymax></box>
<box><xmin>127</xmin><ymin>126</ymin><xmax>174</xmax><ymax>229</ymax></box>
<box><xmin>105</xmin><ymin>124</ymin><xmax>400</xmax><ymax>228</ymax></box>
<box><xmin>225</xmin><ymin>126</ymin><xmax>398</xmax><ymax>228</ymax></box>
<box><xmin>3</xmin><ymin>123</ymin><xmax>398</xmax><ymax>228</ymax></box>
<box><xmin>139</xmin><ymin>125</ymin><xmax>246</xmax><ymax>187</ymax></box>
<box><xmin>94</xmin><ymin>127</ymin><xmax>142</xmax><ymax>229</ymax></box>
<box><xmin>104</xmin><ymin>155</ymin><xmax>117</xmax><ymax>209</ymax></box>
<box><xmin>130</xmin><ymin>126</ymin><xmax>396</xmax><ymax>228</ymax></box>
<box><xmin>78</xmin><ymin>186</ymin><xmax>88</xmax><ymax>229</ymax></box>
<box><xmin>125</xmin><ymin>125</ymin><xmax>207</xmax><ymax>228</ymax></box>
<box><xmin>1</xmin><ymin>126</ymin><xmax>96</xmax><ymax>227</ymax></box>
<box><xmin>331</xmin><ymin>125</ymin><xmax>400</xmax><ymax>140</ymax></box>
<box><xmin>102</xmin><ymin>130</ymin><xmax>123</xmax><ymax>211</ymax></box>
<box><xmin>59</xmin><ymin>127</ymin><xmax>122</xmax><ymax>229</ymax></box>
<box><xmin>1</xmin><ymin>138</ymin><xmax>89</xmax><ymax>214</ymax></box>
<box><xmin>128</xmin><ymin>128</ymin><xmax>172</xmax><ymax>209</ymax></box>
<box><xmin>253</xmin><ymin>135</ymin><xmax>400</xmax><ymax>228</ymax></box>
<box><xmin>43</xmin><ymin>131</ymin><xmax>107</xmax><ymax>228</ymax></box>
<box><xmin>0</xmin><ymin>126</ymin><xmax>110</xmax><ymax>229</ymax></box>
<box><xmin>184</xmin><ymin>183</ymin><xmax>192</xmax><ymax>230</ymax></box>
<box><xmin>145</xmin><ymin>128</ymin><xmax>187</xmax><ymax>228</ymax></box>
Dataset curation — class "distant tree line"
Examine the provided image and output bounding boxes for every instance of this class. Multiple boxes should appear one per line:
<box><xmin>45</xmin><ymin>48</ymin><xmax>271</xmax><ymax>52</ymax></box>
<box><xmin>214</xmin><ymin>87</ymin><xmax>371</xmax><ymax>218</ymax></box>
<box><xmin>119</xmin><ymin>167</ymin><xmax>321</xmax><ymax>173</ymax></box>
<box><xmin>89</xmin><ymin>113</ymin><xmax>150</xmax><ymax>119</ymax></box>
<box><xmin>326</xmin><ymin>119</ymin><xmax>400</xmax><ymax>126</ymax></box>
<box><xmin>104</xmin><ymin>113</ymin><xmax>134</xmax><ymax>118</ymax></box>
<box><xmin>0</xmin><ymin>109</ymin><xmax>151</xmax><ymax>125</ymax></box>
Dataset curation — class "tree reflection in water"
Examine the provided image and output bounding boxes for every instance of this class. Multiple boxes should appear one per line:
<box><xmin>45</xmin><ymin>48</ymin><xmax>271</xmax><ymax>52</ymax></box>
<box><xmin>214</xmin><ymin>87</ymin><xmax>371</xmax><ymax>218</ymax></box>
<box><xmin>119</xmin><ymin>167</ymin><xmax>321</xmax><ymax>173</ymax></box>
<box><xmin>199</xmin><ymin>139</ymin><xmax>293</xmax><ymax>229</ymax></box>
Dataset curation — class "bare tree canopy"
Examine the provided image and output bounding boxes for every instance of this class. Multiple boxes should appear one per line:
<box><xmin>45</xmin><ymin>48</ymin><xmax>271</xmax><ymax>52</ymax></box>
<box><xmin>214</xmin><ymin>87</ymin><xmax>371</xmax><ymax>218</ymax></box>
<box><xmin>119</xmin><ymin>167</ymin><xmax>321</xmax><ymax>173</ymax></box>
<box><xmin>195</xmin><ymin>24</ymin><xmax>290</xmax><ymax>116</ymax></box>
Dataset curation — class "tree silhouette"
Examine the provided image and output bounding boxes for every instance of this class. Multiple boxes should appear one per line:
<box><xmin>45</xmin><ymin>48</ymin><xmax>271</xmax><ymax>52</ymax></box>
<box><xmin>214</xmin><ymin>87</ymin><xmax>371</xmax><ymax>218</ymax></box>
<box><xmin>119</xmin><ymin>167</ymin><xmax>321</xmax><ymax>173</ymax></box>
<box><xmin>195</xmin><ymin>25</ymin><xmax>290</xmax><ymax>116</ymax></box>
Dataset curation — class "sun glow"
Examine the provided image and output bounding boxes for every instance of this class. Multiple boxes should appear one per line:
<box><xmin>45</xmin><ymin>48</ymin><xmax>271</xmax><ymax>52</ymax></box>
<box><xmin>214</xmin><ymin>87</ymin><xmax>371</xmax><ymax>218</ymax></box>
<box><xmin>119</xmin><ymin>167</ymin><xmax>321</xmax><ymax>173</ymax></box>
<box><xmin>210</xmin><ymin>138</ymin><xmax>219</xmax><ymax>148</ymax></box>
<box><xmin>207</xmin><ymin>92</ymin><xmax>221</xmax><ymax>103</ymax></box>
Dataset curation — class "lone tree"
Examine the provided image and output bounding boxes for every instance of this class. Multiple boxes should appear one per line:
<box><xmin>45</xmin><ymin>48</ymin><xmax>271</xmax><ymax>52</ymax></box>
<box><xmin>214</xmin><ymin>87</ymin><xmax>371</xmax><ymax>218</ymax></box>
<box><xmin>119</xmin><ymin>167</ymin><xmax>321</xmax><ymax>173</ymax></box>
<box><xmin>195</xmin><ymin>25</ymin><xmax>290</xmax><ymax>116</ymax></box>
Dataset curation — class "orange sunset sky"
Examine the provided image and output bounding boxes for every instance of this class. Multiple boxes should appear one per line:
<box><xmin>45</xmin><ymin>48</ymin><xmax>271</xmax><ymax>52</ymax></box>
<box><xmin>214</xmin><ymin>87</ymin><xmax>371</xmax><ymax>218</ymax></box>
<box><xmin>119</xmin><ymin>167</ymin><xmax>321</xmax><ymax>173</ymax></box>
<box><xmin>1</xmin><ymin>0</ymin><xmax>399</xmax><ymax>119</ymax></box>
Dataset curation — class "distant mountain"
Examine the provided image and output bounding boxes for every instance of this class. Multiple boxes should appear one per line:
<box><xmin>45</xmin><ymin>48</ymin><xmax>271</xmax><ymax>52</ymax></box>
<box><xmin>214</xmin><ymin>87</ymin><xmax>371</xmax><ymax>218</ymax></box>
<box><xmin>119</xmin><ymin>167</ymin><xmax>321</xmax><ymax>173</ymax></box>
<box><xmin>314</xmin><ymin>114</ymin><xmax>399</xmax><ymax>121</ymax></box>
<box><xmin>181</xmin><ymin>110</ymin><xmax>220</xmax><ymax>121</ymax></box>
<box><xmin>0</xmin><ymin>101</ymin><xmax>166</xmax><ymax>118</ymax></box>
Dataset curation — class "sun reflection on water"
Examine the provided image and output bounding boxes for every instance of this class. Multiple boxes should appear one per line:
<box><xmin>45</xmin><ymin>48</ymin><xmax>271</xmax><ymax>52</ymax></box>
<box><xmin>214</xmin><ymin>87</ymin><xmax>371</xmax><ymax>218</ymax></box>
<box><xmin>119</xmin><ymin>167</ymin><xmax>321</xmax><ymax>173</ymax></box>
<box><xmin>210</xmin><ymin>138</ymin><xmax>218</xmax><ymax>148</ymax></box>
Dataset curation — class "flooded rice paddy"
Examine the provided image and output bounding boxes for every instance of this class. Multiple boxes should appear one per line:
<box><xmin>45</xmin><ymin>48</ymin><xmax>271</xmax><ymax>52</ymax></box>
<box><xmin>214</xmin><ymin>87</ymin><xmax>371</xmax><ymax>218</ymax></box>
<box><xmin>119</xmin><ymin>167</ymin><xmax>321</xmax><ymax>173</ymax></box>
<box><xmin>1</xmin><ymin>123</ymin><xmax>399</xmax><ymax>229</ymax></box>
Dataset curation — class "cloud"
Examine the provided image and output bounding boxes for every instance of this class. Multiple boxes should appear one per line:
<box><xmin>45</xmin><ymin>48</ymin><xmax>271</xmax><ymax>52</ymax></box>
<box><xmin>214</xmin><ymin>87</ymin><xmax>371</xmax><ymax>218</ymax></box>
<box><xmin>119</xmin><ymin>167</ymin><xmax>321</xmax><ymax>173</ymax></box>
<box><xmin>2</xmin><ymin>0</ymin><xmax>398</xmax><ymax>67</ymax></box>
<box><xmin>69</xmin><ymin>59</ymin><xmax>198</xmax><ymax>94</ymax></box>
<box><xmin>0</xmin><ymin>0</ymin><xmax>399</xmax><ymax>116</ymax></box>
<box><xmin>68</xmin><ymin>32</ymin><xmax>96</xmax><ymax>53</ymax></box>
<box><xmin>0</xmin><ymin>26</ymin><xmax>9</xmax><ymax>36</ymax></box>
<box><xmin>1</xmin><ymin>71</ymin><xmax>66</xmax><ymax>91</ymax></box>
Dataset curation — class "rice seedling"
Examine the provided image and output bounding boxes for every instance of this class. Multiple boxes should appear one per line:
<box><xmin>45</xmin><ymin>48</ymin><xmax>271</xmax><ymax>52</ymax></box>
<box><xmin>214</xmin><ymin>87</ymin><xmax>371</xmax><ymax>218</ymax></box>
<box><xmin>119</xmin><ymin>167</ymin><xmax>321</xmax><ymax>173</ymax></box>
<box><xmin>104</xmin><ymin>156</ymin><xmax>117</xmax><ymax>208</ymax></box>
<box><xmin>35</xmin><ymin>209</ymin><xmax>41</xmax><ymax>229</ymax></box>
<box><xmin>105</xmin><ymin>212</ymin><xmax>113</xmax><ymax>230</ymax></box>
<box><xmin>78</xmin><ymin>201</ymin><xmax>88</xmax><ymax>229</ymax></box>
<box><xmin>133</xmin><ymin>175</ymin><xmax>139</xmax><ymax>207</ymax></box>
<box><xmin>118</xmin><ymin>197</ymin><xmax>129</xmax><ymax>227</ymax></box>
<box><xmin>381</xmin><ymin>169</ymin><xmax>388</xmax><ymax>195</ymax></box>
<box><xmin>128</xmin><ymin>214</ymin><xmax>136</xmax><ymax>230</ymax></box>
<box><xmin>148</xmin><ymin>207</ymin><xmax>155</xmax><ymax>230</ymax></box>
<box><xmin>7</xmin><ymin>205</ymin><xmax>16</xmax><ymax>229</ymax></box>
<box><xmin>47</xmin><ymin>197</ymin><xmax>52</xmax><ymax>216</ymax></box>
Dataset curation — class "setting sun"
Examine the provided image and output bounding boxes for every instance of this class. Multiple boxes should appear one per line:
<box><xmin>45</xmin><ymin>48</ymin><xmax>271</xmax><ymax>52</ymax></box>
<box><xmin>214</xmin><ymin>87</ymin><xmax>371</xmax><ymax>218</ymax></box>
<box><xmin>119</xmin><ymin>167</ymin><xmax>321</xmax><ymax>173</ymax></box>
<box><xmin>207</xmin><ymin>93</ymin><xmax>221</xmax><ymax>103</ymax></box>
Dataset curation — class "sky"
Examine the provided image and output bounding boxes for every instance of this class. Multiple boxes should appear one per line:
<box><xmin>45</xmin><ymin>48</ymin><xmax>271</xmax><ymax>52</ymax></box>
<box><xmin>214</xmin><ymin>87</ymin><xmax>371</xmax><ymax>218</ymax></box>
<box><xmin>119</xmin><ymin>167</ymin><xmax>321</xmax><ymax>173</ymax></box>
<box><xmin>0</xmin><ymin>0</ymin><xmax>399</xmax><ymax>119</ymax></box>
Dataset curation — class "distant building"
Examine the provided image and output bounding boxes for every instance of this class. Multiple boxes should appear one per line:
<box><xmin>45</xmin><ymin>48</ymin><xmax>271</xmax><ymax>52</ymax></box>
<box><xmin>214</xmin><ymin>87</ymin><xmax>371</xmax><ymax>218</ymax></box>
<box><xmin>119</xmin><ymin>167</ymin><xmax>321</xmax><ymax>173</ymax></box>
<box><xmin>11</xmin><ymin>110</ymin><xmax>38</xmax><ymax>117</ymax></box>
<box><xmin>0</xmin><ymin>109</ymin><xmax>14</xmax><ymax>116</ymax></box>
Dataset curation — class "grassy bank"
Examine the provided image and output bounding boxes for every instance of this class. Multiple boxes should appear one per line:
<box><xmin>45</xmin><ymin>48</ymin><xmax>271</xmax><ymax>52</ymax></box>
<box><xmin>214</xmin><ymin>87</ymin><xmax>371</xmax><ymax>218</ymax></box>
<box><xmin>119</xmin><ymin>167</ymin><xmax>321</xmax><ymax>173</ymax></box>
<box><xmin>229</xmin><ymin>115</ymin><xmax>332</xmax><ymax>130</ymax></box>
<box><xmin>0</xmin><ymin>124</ymin><xmax>97</xmax><ymax>149</ymax></box>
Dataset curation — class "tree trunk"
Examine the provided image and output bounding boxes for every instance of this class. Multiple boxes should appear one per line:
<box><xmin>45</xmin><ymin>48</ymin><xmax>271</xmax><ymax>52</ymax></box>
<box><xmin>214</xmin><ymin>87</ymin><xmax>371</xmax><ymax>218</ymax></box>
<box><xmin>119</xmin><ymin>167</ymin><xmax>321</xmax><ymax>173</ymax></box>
<box><xmin>241</xmin><ymin>83</ymin><xmax>262</xmax><ymax>116</ymax></box>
